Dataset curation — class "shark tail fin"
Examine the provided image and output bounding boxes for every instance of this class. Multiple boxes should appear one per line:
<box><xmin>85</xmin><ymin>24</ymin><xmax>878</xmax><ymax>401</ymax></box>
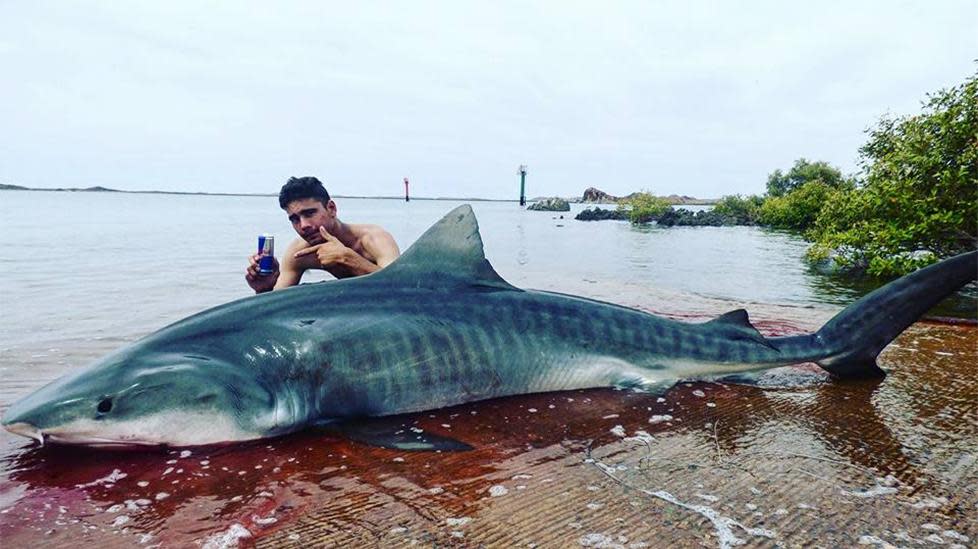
<box><xmin>814</xmin><ymin>250</ymin><xmax>976</xmax><ymax>378</ymax></box>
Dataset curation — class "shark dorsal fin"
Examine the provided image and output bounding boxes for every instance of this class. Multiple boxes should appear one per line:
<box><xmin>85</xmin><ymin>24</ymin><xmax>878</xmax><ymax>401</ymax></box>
<box><xmin>371</xmin><ymin>204</ymin><xmax>518</xmax><ymax>291</ymax></box>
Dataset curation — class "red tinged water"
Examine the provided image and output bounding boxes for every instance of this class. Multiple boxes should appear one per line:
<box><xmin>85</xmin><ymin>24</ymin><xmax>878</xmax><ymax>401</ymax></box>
<box><xmin>1</xmin><ymin>319</ymin><xmax>975</xmax><ymax>548</ymax></box>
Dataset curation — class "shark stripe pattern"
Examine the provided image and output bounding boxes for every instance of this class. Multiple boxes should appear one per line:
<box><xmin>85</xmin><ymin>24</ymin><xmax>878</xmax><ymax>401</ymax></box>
<box><xmin>3</xmin><ymin>205</ymin><xmax>976</xmax><ymax>448</ymax></box>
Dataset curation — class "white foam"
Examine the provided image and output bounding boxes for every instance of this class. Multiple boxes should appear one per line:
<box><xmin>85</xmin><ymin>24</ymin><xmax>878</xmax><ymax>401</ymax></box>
<box><xmin>578</xmin><ymin>533</ymin><xmax>622</xmax><ymax>548</ymax></box>
<box><xmin>652</xmin><ymin>490</ymin><xmax>775</xmax><ymax>548</ymax></box>
<box><xmin>843</xmin><ymin>485</ymin><xmax>898</xmax><ymax>498</ymax></box>
<box><xmin>488</xmin><ymin>485</ymin><xmax>509</xmax><ymax>497</ymax></box>
<box><xmin>943</xmin><ymin>530</ymin><xmax>969</xmax><ymax>542</ymax></box>
<box><xmin>111</xmin><ymin>515</ymin><xmax>130</xmax><ymax>527</ymax></box>
<box><xmin>75</xmin><ymin>469</ymin><xmax>127</xmax><ymax>488</ymax></box>
<box><xmin>857</xmin><ymin>535</ymin><xmax>898</xmax><ymax>547</ymax></box>
<box><xmin>201</xmin><ymin>523</ymin><xmax>252</xmax><ymax>549</ymax></box>
<box><xmin>252</xmin><ymin>515</ymin><xmax>277</xmax><ymax>526</ymax></box>
<box><xmin>912</xmin><ymin>497</ymin><xmax>948</xmax><ymax>509</ymax></box>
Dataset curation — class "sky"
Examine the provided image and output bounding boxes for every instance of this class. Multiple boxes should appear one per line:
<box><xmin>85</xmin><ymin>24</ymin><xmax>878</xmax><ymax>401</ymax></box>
<box><xmin>1</xmin><ymin>2</ymin><xmax>975</xmax><ymax>200</ymax></box>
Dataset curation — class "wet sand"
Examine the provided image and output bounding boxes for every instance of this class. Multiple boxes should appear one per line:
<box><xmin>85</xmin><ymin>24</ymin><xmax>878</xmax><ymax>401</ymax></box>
<box><xmin>1</xmin><ymin>307</ymin><xmax>975</xmax><ymax>548</ymax></box>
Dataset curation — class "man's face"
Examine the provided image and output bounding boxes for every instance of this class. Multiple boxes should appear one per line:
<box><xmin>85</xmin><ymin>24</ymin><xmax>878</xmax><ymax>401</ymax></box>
<box><xmin>285</xmin><ymin>198</ymin><xmax>336</xmax><ymax>244</ymax></box>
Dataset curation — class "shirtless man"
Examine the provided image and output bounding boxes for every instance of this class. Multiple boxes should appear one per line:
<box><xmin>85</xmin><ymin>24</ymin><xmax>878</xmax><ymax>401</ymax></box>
<box><xmin>246</xmin><ymin>176</ymin><xmax>401</xmax><ymax>294</ymax></box>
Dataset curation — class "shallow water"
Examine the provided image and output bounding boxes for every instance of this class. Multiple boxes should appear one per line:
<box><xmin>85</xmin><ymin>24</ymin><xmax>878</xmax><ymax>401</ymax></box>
<box><xmin>0</xmin><ymin>191</ymin><xmax>975</xmax><ymax>547</ymax></box>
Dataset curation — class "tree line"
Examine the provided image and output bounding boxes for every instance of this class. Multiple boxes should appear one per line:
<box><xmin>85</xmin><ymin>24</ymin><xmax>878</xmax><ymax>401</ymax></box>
<box><xmin>669</xmin><ymin>69</ymin><xmax>976</xmax><ymax>277</ymax></box>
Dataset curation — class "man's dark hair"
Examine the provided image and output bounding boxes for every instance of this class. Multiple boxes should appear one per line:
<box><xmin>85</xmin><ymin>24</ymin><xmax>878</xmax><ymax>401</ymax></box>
<box><xmin>279</xmin><ymin>176</ymin><xmax>331</xmax><ymax>209</ymax></box>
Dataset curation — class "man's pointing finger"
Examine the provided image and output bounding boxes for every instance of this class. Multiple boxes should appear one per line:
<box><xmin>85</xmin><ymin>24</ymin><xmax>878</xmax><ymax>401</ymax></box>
<box><xmin>294</xmin><ymin>244</ymin><xmax>321</xmax><ymax>258</ymax></box>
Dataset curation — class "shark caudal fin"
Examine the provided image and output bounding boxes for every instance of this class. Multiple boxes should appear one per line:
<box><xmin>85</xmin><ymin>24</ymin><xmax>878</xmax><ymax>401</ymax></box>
<box><xmin>815</xmin><ymin>250</ymin><xmax>977</xmax><ymax>378</ymax></box>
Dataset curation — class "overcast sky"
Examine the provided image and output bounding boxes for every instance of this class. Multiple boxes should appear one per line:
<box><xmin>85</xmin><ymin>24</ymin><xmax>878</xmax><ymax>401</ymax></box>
<box><xmin>1</xmin><ymin>2</ymin><xmax>975</xmax><ymax>199</ymax></box>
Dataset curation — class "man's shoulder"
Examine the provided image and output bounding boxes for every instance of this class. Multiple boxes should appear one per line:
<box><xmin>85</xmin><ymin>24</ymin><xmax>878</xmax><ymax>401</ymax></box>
<box><xmin>349</xmin><ymin>223</ymin><xmax>395</xmax><ymax>244</ymax></box>
<box><xmin>284</xmin><ymin>237</ymin><xmax>308</xmax><ymax>253</ymax></box>
<box><xmin>350</xmin><ymin>222</ymin><xmax>392</xmax><ymax>236</ymax></box>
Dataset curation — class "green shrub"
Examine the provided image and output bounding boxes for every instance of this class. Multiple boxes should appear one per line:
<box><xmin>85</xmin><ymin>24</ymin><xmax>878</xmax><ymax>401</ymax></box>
<box><xmin>808</xmin><ymin>69</ymin><xmax>977</xmax><ymax>276</ymax></box>
<box><xmin>766</xmin><ymin>158</ymin><xmax>851</xmax><ymax>197</ymax></box>
<box><xmin>712</xmin><ymin>194</ymin><xmax>764</xmax><ymax>225</ymax></box>
<box><xmin>618</xmin><ymin>191</ymin><xmax>671</xmax><ymax>224</ymax></box>
<box><xmin>759</xmin><ymin>181</ymin><xmax>839</xmax><ymax>231</ymax></box>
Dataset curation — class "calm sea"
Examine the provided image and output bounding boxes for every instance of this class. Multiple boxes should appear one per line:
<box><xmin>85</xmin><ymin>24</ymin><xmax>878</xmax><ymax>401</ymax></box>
<box><xmin>0</xmin><ymin>190</ymin><xmax>973</xmax><ymax>368</ymax></box>
<box><xmin>1</xmin><ymin>190</ymin><xmax>976</xmax><ymax>546</ymax></box>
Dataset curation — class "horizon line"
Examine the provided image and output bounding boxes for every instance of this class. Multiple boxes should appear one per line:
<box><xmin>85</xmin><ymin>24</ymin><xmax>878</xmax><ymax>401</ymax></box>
<box><xmin>0</xmin><ymin>183</ymin><xmax>720</xmax><ymax>203</ymax></box>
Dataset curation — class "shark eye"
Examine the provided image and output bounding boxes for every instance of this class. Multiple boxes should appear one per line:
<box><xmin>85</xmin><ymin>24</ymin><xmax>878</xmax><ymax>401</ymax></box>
<box><xmin>97</xmin><ymin>398</ymin><xmax>113</xmax><ymax>414</ymax></box>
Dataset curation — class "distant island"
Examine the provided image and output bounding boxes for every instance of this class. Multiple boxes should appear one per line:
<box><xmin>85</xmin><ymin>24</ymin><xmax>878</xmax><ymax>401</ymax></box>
<box><xmin>0</xmin><ymin>184</ymin><xmax>514</xmax><ymax>202</ymax></box>
<box><xmin>1</xmin><ymin>183</ymin><xmax>718</xmax><ymax>204</ymax></box>
<box><xmin>0</xmin><ymin>183</ymin><xmax>272</xmax><ymax>197</ymax></box>
<box><xmin>531</xmin><ymin>187</ymin><xmax>717</xmax><ymax>205</ymax></box>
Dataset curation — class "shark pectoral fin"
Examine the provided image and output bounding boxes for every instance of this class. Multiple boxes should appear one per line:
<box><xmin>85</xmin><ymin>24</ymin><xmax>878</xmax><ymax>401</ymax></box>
<box><xmin>330</xmin><ymin>419</ymin><xmax>473</xmax><ymax>452</ymax></box>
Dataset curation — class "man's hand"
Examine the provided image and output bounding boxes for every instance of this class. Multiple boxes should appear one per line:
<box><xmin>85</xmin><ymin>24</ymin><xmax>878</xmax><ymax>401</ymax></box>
<box><xmin>294</xmin><ymin>227</ymin><xmax>354</xmax><ymax>270</ymax></box>
<box><xmin>294</xmin><ymin>226</ymin><xmax>381</xmax><ymax>278</ymax></box>
<box><xmin>246</xmin><ymin>254</ymin><xmax>280</xmax><ymax>294</ymax></box>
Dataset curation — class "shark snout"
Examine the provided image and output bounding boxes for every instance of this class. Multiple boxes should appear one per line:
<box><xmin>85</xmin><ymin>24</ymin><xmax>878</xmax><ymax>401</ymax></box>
<box><xmin>3</xmin><ymin>421</ymin><xmax>46</xmax><ymax>445</ymax></box>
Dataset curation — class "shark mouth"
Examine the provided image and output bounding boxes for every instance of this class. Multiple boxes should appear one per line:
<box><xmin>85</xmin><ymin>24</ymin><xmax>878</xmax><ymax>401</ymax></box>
<box><xmin>3</xmin><ymin>421</ymin><xmax>164</xmax><ymax>449</ymax></box>
<box><xmin>4</xmin><ymin>422</ymin><xmax>46</xmax><ymax>446</ymax></box>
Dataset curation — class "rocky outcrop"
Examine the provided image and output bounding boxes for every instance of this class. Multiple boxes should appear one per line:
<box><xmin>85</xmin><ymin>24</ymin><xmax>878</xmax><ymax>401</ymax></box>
<box><xmin>580</xmin><ymin>188</ymin><xmax>715</xmax><ymax>205</ymax></box>
<box><xmin>655</xmin><ymin>209</ymin><xmax>737</xmax><ymax>226</ymax></box>
<box><xmin>575</xmin><ymin>207</ymin><xmax>628</xmax><ymax>221</ymax></box>
<box><xmin>581</xmin><ymin>187</ymin><xmax>619</xmax><ymax>203</ymax></box>
<box><xmin>576</xmin><ymin>207</ymin><xmax>744</xmax><ymax>225</ymax></box>
<box><xmin>528</xmin><ymin>197</ymin><xmax>571</xmax><ymax>212</ymax></box>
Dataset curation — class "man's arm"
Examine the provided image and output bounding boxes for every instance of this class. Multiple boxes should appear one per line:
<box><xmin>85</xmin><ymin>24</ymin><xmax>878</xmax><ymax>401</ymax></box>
<box><xmin>272</xmin><ymin>238</ymin><xmax>310</xmax><ymax>289</ymax></box>
<box><xmin>272</xmin><ymin>256</ymin><xmax>303</xmax><ymax>290</ymax></box>
<box><xmin>294</xmin><ymin>227</ymin><xmax>399</xmax><ymax>279</ymax></box>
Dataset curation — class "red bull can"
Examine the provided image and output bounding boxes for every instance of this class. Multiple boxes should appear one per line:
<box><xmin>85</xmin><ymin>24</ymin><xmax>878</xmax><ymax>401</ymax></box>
<box><xmin>257</xmin><ymin>234</ymin><xmax>275</xmax><ymax>275</ymax></box>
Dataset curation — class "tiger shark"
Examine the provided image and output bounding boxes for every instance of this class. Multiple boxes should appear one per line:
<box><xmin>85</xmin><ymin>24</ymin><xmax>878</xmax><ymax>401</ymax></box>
<box><xmin>3</xmin><ymin>205</ymin><xmax>976</xmax><ymax>449</ymax></box>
